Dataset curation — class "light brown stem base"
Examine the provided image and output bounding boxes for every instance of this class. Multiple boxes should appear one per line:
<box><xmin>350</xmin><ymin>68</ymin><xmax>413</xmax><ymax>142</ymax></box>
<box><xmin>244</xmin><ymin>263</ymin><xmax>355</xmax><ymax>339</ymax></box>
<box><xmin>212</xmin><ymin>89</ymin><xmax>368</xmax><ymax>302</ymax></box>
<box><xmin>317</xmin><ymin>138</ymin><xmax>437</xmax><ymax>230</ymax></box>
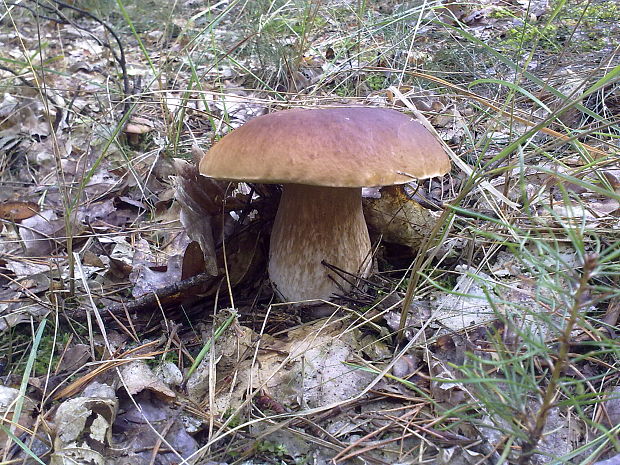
<box><xmin>268</xmin><ymin>184</ymin><xmax>372</xmax><ymax>302</ymax></box>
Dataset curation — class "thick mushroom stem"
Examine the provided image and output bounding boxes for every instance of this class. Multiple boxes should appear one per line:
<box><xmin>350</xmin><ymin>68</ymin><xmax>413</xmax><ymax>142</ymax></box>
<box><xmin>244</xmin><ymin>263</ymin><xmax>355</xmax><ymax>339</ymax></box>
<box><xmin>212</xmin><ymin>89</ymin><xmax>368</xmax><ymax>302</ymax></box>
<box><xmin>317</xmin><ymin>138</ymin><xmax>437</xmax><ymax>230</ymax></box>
<box><xmin>268</xmin><ymin>184</ymin><xmax>372</xmax><ymax>302</ymax></box>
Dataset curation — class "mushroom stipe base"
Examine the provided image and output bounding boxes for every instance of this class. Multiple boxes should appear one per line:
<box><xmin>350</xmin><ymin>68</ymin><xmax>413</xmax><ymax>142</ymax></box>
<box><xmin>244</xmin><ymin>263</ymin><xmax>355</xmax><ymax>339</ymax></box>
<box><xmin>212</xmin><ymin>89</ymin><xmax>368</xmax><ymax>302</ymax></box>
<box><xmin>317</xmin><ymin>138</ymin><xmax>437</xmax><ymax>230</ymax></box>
<box><xmin>268</xmin><ymin>184</ymin><xmax>373</xmax><ymax>302</ymax></box>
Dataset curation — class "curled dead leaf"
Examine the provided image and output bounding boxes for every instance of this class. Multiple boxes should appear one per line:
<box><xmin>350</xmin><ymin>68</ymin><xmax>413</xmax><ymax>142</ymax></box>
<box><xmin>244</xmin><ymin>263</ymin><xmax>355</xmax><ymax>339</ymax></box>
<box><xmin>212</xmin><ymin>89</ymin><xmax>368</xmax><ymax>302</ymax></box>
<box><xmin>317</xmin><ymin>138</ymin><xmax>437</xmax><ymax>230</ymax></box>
<box><xmin>51</xmin><ymin>383</ymin><xmax>117</xmax><ymax>465</ymax></box>
<box><xmin>182</xmin><ymin>240</ymin><xmax>206</xmax><ymax>279</ymax></box>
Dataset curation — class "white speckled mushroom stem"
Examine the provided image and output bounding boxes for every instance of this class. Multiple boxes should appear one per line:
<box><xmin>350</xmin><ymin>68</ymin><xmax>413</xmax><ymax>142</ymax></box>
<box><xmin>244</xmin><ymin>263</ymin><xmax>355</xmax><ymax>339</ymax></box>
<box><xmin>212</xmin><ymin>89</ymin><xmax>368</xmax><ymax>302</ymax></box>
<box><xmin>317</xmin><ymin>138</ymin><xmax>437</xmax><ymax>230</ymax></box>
<box><xmin>268</xmin><ymin>184</ymin><xmax>372</xmax><ymax>302</ymax></box>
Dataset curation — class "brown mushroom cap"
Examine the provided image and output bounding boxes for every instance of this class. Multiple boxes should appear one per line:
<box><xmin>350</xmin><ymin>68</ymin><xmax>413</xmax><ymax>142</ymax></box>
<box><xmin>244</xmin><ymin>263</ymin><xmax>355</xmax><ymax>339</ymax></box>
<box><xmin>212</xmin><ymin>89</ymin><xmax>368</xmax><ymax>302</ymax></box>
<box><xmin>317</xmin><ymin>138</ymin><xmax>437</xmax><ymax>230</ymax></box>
<box><xmin>125</xmin><ymin>123</ymin><xmax>153</xmax><ymax>135</ymax></box>
<box><xmin>199</xmin><ymin>107</ymin><xmax>450</xmax><ymax>187</ymax></box>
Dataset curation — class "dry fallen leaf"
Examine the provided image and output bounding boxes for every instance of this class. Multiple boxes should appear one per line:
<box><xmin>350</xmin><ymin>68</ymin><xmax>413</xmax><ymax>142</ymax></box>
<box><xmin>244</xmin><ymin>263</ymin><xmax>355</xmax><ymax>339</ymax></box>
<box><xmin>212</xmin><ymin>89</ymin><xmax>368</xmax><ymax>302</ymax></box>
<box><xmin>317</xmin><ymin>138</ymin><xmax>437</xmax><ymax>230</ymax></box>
<box><xmin>111</xmin><ymin>391</ymin><xmax>198</xmax><ymax>465</ymax></box>
<box><xmin>0</xmin><ymin>201</ymin><xmax>39</xmax><ymax>221</ymax></box>
<box><xmin>187</xmin><ymin>317</ymin><xmax>374</xmax><ymax>416</ymax></box>
<box><xmin>174</xmin><ymin>155</ymin><xmax>223</xmax><ymax>276</ymax></box>
<box><xmin>118</xmin><ymin>361</ymin><xmax>176</xmax><ymax>399</ymax></box>
<box><xmin>128</xmin><ymin>237</ymin><xmax>171</xmax><ymax>297</ymax></box>
<box><xmin>432</xmin><ymin>265</ymin><xmax>496</xmax><ymax>331</ymax></box>
<box><xmin>51</xmin><ymin>383</ymin><xmax>118</xmax><ymax>465</ymax></box>
<box><xmin>18</xmin><ymin>210</ymin><xmax>79</xmax><ymax>256</ymax></box>
<box><xmin>601</xmin><ymin>385</ymin><xmax>620</xmax><ymax>428</ymax></box>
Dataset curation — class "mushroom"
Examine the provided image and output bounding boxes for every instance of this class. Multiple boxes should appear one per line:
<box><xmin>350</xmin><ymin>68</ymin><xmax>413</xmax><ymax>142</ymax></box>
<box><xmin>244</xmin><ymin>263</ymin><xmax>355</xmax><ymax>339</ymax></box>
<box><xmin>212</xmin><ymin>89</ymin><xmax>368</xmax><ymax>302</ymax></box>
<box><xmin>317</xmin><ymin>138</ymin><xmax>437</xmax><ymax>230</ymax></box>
<box><xmin>199</xmin><ymin>107</ymin><xmax>450</xmax><ymax>302</ymax></box>
<box><xmin>124</xmin><ymin>118</ymin><xmax>153</xmax><ymax>146</ymax></box>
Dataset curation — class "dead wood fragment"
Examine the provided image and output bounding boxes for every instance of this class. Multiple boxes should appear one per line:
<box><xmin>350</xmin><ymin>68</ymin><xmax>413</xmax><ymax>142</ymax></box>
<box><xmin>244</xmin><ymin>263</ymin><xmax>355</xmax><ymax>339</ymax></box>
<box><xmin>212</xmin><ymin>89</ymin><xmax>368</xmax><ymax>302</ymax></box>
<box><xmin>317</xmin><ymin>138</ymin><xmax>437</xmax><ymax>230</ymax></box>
<box><xmin>64</xmin><ymin>272</ymin><xmax>219</xmax><ymax>326</ymax></box>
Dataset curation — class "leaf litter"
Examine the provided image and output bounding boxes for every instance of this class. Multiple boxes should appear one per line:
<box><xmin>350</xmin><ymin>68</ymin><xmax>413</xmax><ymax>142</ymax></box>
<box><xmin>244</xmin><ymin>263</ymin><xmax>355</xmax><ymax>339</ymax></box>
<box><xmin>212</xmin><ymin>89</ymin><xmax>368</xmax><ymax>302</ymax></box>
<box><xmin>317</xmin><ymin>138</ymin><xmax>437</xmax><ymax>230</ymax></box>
<box><xmin>1</xmin><ymin>0</ymin><xmax>619</xmax><ymax>464</ymax></box>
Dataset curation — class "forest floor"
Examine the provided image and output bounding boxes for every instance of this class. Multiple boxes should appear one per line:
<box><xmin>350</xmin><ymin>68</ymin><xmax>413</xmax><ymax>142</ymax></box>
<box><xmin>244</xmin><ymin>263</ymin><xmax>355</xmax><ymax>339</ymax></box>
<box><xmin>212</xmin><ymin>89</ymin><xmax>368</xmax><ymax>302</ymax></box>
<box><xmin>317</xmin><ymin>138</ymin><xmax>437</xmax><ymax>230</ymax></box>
<box><xmin>1</xmin><ymin>0</ymin><xmax>619</xmax><ymax>464</ymax></box>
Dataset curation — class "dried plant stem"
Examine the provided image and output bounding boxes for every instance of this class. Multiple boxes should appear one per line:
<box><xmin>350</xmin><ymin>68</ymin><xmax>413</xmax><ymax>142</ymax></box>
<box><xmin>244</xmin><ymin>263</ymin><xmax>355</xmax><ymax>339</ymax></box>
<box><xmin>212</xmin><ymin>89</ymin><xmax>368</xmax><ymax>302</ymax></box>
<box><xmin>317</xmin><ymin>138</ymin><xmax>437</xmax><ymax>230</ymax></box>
<box><xmin>518</xmin><ymin>254</ymin><xmax>598</xmax><ymax>464</ymax></box>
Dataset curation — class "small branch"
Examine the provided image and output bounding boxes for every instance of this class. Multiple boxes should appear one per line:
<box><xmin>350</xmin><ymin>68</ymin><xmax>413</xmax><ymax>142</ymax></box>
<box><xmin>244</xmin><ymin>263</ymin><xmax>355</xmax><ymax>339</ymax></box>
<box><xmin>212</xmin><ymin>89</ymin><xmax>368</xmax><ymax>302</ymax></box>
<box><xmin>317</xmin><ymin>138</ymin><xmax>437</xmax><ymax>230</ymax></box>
<box><xmin>63</xmin><ymin>272</ymin><xmax>219</xmax><ymax>326</ymax></box>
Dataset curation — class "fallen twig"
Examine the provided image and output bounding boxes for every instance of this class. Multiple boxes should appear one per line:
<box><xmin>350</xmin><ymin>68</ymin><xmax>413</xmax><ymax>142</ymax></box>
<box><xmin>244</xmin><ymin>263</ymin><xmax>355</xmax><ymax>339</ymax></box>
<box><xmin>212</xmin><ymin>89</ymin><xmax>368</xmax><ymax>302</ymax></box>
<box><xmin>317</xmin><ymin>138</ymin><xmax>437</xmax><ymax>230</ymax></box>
<box><xmin>64</xmin><ymin>272</ymin><xmax>219</xmax><ymax>326</ymax></box>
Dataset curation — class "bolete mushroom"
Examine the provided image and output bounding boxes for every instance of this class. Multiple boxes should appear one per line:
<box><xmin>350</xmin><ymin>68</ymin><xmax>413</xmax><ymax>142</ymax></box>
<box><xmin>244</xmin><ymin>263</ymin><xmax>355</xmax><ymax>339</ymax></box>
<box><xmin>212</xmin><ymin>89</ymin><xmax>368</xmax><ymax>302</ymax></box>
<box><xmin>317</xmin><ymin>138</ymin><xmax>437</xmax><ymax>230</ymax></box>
<box><xmin>125</xmin><ymin>117</ymin><xmax>153</xmax><ymax>146</ymax></box>
<box><xmin>199</xmin><ymin>107</ymin><xmax>450</xmax><ymax>302</ymax></box>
